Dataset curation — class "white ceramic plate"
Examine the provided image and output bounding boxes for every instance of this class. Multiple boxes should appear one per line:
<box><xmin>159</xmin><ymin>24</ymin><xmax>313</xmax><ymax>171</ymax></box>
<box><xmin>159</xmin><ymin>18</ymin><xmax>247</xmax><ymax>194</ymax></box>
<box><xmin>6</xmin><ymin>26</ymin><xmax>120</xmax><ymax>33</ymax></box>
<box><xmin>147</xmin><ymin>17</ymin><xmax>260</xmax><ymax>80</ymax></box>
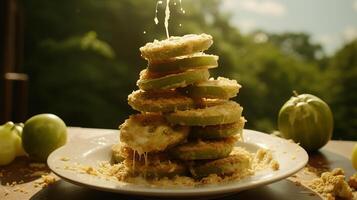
<box><xmin>48</xmin><ymin>129</ymin><xmax>308</xmax><ymax>197</ymax></box>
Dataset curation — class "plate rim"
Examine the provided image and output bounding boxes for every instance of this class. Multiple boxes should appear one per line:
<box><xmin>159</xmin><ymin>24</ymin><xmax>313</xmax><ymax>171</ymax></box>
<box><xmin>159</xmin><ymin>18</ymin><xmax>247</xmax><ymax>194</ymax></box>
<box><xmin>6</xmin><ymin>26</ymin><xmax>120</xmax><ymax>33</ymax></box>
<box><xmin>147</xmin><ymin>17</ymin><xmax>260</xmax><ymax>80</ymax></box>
<box><xmin>47</xmin><ymin>129</ymin><xmax>308</xmax><ymax>197</ymax></box>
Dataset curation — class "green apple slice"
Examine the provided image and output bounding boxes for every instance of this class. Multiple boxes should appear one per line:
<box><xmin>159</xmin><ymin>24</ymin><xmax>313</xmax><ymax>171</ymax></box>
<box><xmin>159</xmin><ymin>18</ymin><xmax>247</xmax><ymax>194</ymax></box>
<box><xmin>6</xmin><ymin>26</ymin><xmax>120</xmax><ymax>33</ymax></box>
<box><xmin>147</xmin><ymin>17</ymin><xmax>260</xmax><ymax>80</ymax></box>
<box><xmin>148</xmin><ymin>54</ymin><xmax>218</xmax><ymax>73</ymax></box>
<box><xmin>169</xmin><ymin>137</ymin><xmax>237</xmax><ymax>160</ymax></box>
<box><xmin>185</xmin><ymin>77</ymin><xmax>241</xmax><ymax>99</ymax></box>
<box><xmin>194</xmin><ymin>98</ymin><xmax>229</xmax><ymax>108</ymax></box>
<box><xmin>190</xmin><ymin>117</ymin><xmax>245</xmax><ymax>139</ymax></box>
<box><xmin>190</xmin><ymin>150</ymin><xmax>251</xmax><ymax>178</ymax></box>
<box><xmin>137</xmin><ymin>69</ymin><xmax>210</xmax><ymax>91</ymax></box>
<box><xmin>128</xmin><ymin>90</ymin><xmax>195</xmax><ymax>113</ymax></box>
<box><xmin>166</xmin><ymin>101</ymin><xmax>243</xmax><ymax>126</ymax></box>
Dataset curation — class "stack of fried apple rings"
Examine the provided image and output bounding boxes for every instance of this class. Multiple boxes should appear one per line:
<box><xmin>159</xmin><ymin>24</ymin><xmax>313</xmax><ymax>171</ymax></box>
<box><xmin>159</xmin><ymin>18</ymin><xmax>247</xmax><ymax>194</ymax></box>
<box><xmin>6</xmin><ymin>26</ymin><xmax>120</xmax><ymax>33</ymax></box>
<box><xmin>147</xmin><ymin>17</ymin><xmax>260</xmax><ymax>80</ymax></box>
<box><xmin>115</xmin><ymin>34</ymin><xmax>250</xmax><ymax>179</ymax></box>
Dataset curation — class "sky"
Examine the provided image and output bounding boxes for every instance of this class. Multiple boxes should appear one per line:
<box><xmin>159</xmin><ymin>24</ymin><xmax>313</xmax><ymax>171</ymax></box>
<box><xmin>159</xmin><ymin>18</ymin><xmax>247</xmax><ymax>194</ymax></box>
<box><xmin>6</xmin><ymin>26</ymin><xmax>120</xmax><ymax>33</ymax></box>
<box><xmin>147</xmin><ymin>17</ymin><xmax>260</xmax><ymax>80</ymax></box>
<box><xmin>220</xmin><ymin>0</ymin><xmax>357</xmax><ymax>54</ymax></box>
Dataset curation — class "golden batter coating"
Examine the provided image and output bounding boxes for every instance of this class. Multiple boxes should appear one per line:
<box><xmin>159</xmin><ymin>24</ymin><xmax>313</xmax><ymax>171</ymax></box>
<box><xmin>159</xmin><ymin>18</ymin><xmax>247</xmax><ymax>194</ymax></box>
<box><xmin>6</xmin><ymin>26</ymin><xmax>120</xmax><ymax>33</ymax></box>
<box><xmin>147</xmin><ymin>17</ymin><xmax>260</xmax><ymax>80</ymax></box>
<box><xmin>128</xmin><ymin>90</ymin><xmax>195</xmax><ymax>113</ymax></box>
<box><xmin>140</xmin><ymin>34</ymin><xmax>213</xmax><ymax>62</ymax></box>
<box><xmin>166</xmin><ymin>101</ymin><xmax>243</xmax><ymax>126</ymax></box>
<box><xmin>120</xmin><ymin>113</ymin><xmax>189</xmax><ymax>154</ymax></box>
<box><xmin>169</xmin><ymin>137</ymin><xmax>238</xmax><ymax>160</ymax></box>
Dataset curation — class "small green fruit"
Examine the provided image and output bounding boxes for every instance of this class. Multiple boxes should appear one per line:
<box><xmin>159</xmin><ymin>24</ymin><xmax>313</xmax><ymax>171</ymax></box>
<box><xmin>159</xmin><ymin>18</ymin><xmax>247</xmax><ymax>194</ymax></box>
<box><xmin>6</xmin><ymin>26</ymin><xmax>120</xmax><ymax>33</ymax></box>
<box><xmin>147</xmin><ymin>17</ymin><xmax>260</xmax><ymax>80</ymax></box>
<box><xmin>22</xmin><ymin>114</ymin><xmax>67</xmax><ymax>162</ymax></box>
<box><xmin>278</xmin><ymin>93</ymin><xmax>333</xmax><ymax>152</ymax></box>
<box><xmin>0</xmin><ymin>122</ymin><xmax>18</xmax><ymax>166</ymax></box>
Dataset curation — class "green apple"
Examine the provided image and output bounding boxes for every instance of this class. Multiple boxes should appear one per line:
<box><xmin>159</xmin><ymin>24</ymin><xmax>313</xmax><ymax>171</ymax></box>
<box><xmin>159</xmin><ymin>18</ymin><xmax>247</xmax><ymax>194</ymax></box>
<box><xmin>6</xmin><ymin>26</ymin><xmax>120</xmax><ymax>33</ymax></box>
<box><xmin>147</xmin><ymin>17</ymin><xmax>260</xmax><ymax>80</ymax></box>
<box><xmin>22</xmin><ymin>114</ymin><xmax>67</xmax><ymax>162</ymax></box>
<box><xmin>0</xmin><ymin>122</ymin><xmax>18</xmax><ymax>166</ymax></box>
<box><xmin>278</xmin><ymin>93</ymin><xmax>333</xmax><ymax>152</ymax></box>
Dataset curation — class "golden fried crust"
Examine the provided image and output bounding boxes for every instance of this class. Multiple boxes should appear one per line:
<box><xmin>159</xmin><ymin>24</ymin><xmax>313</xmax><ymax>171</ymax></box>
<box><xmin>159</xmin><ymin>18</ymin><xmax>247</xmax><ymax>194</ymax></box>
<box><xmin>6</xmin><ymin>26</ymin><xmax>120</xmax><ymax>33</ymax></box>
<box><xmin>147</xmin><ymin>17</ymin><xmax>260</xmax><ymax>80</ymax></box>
<box><xmin>112</xmin><ymin>143</ymin><xmax>171</xmax><ymax>164</ymax></box>
<box><xmin>112</xmin><ymin>143</ymin><xmax>188</xmax><ymax>178</ymax></box>
<box><xmin>119</xmin><ymin>113</ymin><xmax>189</xmax><ymax>154</ymax></box>
<box><xmin>128</xmin><ymin>90</ymin><xmax>195</xmax><ymax>113</ymax></box>
<box><xmin>169</xmin><ymin>137</ymin><xmax>238</xmax><ymax>160</ymax></box>
<box><xmin>166</xmin><ymin>101</ymin><xmax>243</xmax><ymax>126</ymax></box>
<box><xmin>140</xmin><ymin>34</ymin><xmax>213</xmax><ymax>62</ymax></box>
<box><xmin>190</xmin><ymin>117</ymin><xmax>246</xmax><ymax>139</ymax></box>
<box><xmin>190</xmin><ymin>149</ymin><xmax>252</xmax><ymax>178</ymax></box>
<box><xmin>111</xmin><ymin>143</ymin><xmax>126</xmax><ymax>163</ymax></box>
<box><xmin>178</xmin><ymin>137</ymin><xmax>237</xmax><ymax>152</ymax></box>
<box><xmin>125</xmin><ymin>159</ymin><xmax>188</xmax><ymax>178</ymax></box>
<box><xmin>185</xmin><ymin>77</ymin><xmax>241</xmax><ymax>99</ymax></box>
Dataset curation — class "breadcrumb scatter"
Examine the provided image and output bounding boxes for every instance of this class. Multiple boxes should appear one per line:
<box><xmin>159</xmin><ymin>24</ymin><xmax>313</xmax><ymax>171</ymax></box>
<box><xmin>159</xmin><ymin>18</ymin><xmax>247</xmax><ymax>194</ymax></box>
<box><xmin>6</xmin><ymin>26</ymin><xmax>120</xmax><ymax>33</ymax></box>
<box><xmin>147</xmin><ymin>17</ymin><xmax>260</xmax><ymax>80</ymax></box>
<box><xmin>61</xmin><ymin>146</ymin><xmax>278</xmax><ymax>187</ymax></box>
<box><xmin>270</xmin><ymin>160</ymin><xmax>280</xmax><ymax>171</ymax></box>
<box><xmin>12</xmin><ymin>186</ymin><xmax>28</xmax><ymax>194</ymax></box>
<box><xmin>34</xmin><ymin>174</ymin><xmax>57</xmax><ymax>188</ymax></box>
<box><xmin>5</xmin><ymin>181</ymin><xmax>19</xmax><ymax>187</ymax></box>
<box><xmin>252</xmin><ymin>148</ymin><xmax>278</xmax><ymax>171</ymax></box>
<box><xmin>307</xmin><ymin>168</ymin><xmax>353</xmax><ymax>200</ymax></box>
<box><xmin>3</xmin><ymin>188</ymin><xmax>10</xmax><ymax>196</ymax></box>
<box><xmin>82</xmin><ymin>166</ymin><xmax>98</xmax><ymax>176</ymax></box>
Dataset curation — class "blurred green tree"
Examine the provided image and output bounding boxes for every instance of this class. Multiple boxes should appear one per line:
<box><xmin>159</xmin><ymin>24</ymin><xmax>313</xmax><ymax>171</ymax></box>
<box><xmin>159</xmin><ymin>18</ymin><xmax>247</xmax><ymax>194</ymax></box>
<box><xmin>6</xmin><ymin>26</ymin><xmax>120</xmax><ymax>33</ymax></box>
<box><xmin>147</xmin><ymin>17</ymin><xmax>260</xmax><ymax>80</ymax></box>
<box><xmin>19</xmin><ymin>0</ymin><xmax>356</xmax><ymax>140</ymax></box>
<box><xmin>325</xmin><ymin>40</ymin><xmax>357</xmax><ymax>139</ymax></box>
<box><xmin>267</xmin><ymin>32</ymin><xmax>323</xmax><ymax>61</ymax></box>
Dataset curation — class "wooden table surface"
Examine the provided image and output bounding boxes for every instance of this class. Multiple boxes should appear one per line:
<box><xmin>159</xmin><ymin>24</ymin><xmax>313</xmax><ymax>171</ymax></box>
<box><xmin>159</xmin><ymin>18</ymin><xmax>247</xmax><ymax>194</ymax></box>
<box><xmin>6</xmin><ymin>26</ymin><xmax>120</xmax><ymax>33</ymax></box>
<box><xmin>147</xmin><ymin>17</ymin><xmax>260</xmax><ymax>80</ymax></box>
<box><xmin>0</xmin><ymin>127</ymin><xmax>355</xmax><ymax>200</ymax></box>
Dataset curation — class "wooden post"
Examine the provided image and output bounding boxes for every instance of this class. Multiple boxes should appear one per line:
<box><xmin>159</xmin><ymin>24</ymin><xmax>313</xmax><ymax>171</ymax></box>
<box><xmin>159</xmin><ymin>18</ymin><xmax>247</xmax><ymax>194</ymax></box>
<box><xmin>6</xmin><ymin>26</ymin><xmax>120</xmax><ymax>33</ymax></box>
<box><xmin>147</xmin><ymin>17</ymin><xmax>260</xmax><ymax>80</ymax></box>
<box><xmin>5</xmin><ymin>73</ymin><xmax>28</xmax><ymax>122</ymax></box>
<box><xmin>1</xmin><ymin>0</ymin><xmax>27</xmax><ymax>123</ymax></box>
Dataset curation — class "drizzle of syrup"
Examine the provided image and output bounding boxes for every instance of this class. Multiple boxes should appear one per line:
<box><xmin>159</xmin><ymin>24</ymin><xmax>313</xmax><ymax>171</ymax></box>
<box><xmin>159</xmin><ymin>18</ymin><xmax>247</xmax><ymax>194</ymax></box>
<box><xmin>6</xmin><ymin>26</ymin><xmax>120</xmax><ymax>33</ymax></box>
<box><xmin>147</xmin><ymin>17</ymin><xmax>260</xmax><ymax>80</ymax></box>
<box><xmin>154</xmin><ymin>0</ymin><xmax>186</xmax><ymax>38</ymax></box>
<box><xmin>164</xmin><ymin>0</ymin><xmax>171</xmax><ymax>38</ymax></box>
